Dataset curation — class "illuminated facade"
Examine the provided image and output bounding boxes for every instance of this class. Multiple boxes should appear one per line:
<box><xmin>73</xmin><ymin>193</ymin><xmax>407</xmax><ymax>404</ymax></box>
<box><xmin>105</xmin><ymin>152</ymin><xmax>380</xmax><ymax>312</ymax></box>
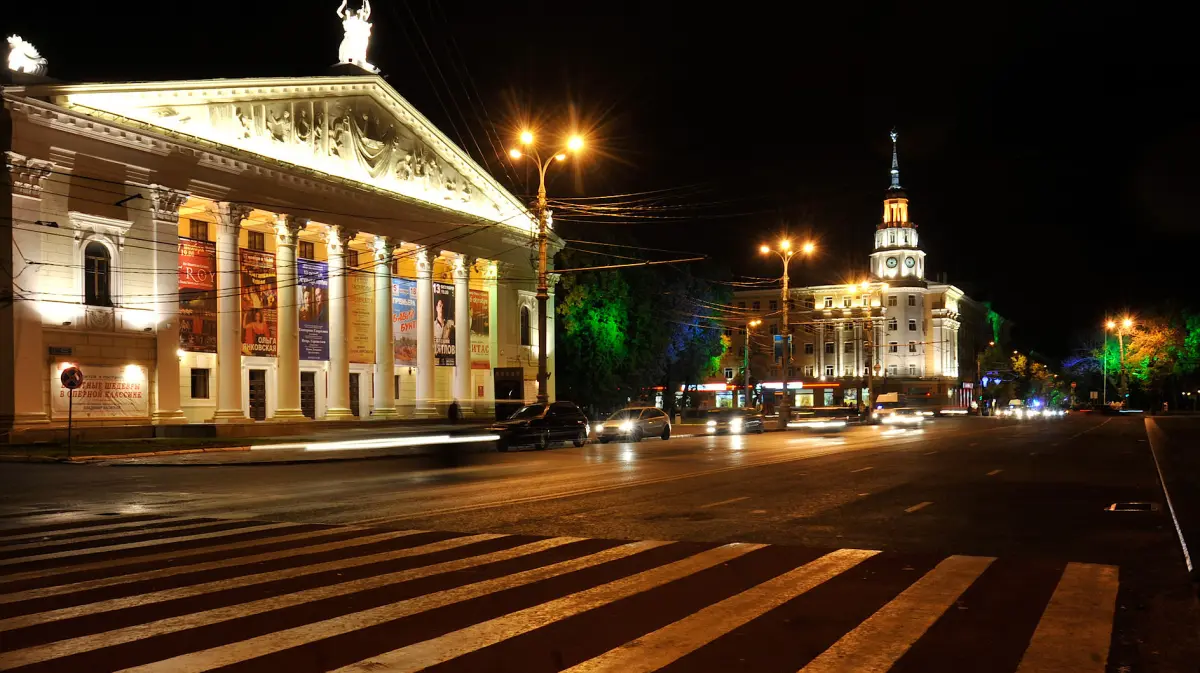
<box><xmin>722</xmin><ymin>131</ymin><xmax>987</xmax><ymax>409</ymax></box>
<box><xmin>2</xmin><ymin>67</ymin><xmax>557</xmax><ymax>436</ymax></box>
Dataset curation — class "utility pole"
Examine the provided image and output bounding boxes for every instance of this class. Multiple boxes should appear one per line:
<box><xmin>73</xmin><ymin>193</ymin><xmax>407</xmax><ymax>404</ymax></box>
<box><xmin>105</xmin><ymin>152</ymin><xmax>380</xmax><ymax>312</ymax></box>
<box><xmin>509</xmin><ymin>131</ymin><xmax>585</xmax><ymax>405</ymax></box>
<box><xmin>745</xmin><ymin>319</ymin><xmax>761</xmax><ymax>408</ymax></box>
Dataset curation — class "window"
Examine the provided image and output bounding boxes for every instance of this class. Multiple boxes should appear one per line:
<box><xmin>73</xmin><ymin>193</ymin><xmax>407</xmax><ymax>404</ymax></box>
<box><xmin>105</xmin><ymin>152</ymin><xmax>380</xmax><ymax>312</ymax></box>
<box><xmin>299</xmin><ymin>240</ymin><xmax>315</xmax><ymax>260</ymax></box>
<box><xmin>190</xmin><ymin>369</ymin><xmax>210</xmax><ymax>399</ymax></box>
<box><xmin>909</xmin><ymin>364</ymin><xmax>918</xmax><ymax>376</ymax></box>
<box><xmin>247</xmin><ymin>231</ymin><xmax>266</xmax><ymax>251</ymax></box>
<box><xmin>804</xmin><ymin>342</ymin><xmax>814</xmax><ymax>354</ymax></box>
<box><xmin>823</xmin><ymin>296</ymin><xmax>833</xmax><ymax>308</ymax></box>
<box><xmin>347</xmin><ymin>249</ymin><xmax>360</xmax><ymax>268</ymax></box>
<box><xmin>844</xmin><ymin>341</ymin><xmax>855</xmax><ymax>353</ymax></box>
<box><xmin>724</xmin><ymin>328</ymin><xmax>733</xmax><ymax>337</ymax></box>
<box><xmin>803</xmin><ymin>365</ymin><xmax>814</xmax><ymax>377</ymax></box>
<box><xmin>844</xmin><ymin>322</ymin><xmax>855</xmax><ymax>331</ymax></box>
<box><xmin>83</xmin><ymin>242</ymin><xmax>112</xmax><ymax>307</ymax></box>
<box><xmin>802</xmin><ymin>296</ymin><xmax>814</xmax><ymax>309</ymax></box>
<box><xmin>520</xmin><ymin>306</ymin><xmax>532</xmax><ymax>346</ymax></box>
<box><xmin>752</xmin><ymin>301</ymin><xmax>761</xmax><ymax>311</ymax></box>
<box><xmin>188</xmin><ymin>219</ymin><xmax>209</xmax><ymax>241</ymax></box>
<box><xmin>862</xmin><ymin>295</ymin><xmax>870</xmax><ymax>307</ymax></box>
<box><xmin>738</xmin><ymin>301</ymin><xmax>746</xmax><ymax>309</ymax></box>
<box><xmin>889</xmin><ymin>342</ymin><xmax>899</xmax><ymax>353</ymax></box>
<box><xmin>824</xmin><ymin>342</ymin><xmax>835</xmax><ymax>354</ymax></box>
<box><xmin>844</xmin><ymin>366</ymin><xmax>853</xmax><ymax>377</ymax></box>
<box><xmin>723</xmin><ymin>367</ymin><xmax>734</xmax><ymax>380</ymax></box>
<box><xmin>825</xmin><ymin>365</ymin><xmax>834</xmax><ymax>377</ymax></box>
<box><xmin>843</xmin><ymin>296</ymin><xmax>852</xmax><ymax>308</ymax></box>
<box><xmin>769</xmin><ymin>324</ymin><xmax>778</xmax><ymax>335</ymax></box>
<box><xmin>887</xmin><ymin>318</ymin><xmax>898</xmax><ymax>331</ymax></box>
<box><xmin>908</xmin><ymin>295</ymin><xmax>916</xmax><ymax>307</ymax></box>
<box><xmin>888</xmin><ymin>364</ymin><xmax>898</xmax><ymax>376</ymax></box>
<box><xmin>908</xmin><ymin>319</ymin><xmax>917</xmax><ymax>331</ymax></box>
<box><xmin>887</xmin><ymin>295</ymin><xmax>898</xmax><ymax>307</ymax></box>
<box><xmin>769</xmin><ymin>300</ymin><xmax>778</xmax><ymax>311</ymax></box>
<box><xmin>909</xmin><ymin>341</ymin><xmax>917</xmax><ymax>353</ymax></box>
<box><xmin>394</xmin><ymin>375</ymin><xmax>400</xmax><ymax>398</ymax></box>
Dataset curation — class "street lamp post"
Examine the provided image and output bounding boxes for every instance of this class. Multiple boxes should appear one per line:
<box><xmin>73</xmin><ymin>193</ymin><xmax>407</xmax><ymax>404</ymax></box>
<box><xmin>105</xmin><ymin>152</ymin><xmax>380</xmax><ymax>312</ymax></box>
<box><xmin>1105</xmin><ymin>316</ymin><xmax>1134</xmax><ymax>404</ymax></box>
<box><xmin>859</xmin><ymin>280</ymin><xmax>887</xmax><ymax>415</ymax></box>
<box><xmin>744</xmin><ymin>319</ymin><xmax>761</xmax><ymax>408</ymax></box>
<box><xmin>760</xmin><ymin>239</ymin><xmax>815</xmax><ymax>428</ymax></box>
<box><xmin>509</xmin><ymin>131</ymin><xmax>585</xmax><ymax>404</ymax></box>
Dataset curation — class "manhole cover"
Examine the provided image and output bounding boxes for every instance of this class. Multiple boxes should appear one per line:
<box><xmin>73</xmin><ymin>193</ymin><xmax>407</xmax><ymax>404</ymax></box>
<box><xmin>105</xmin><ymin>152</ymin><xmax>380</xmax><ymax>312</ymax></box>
<box><xmin>1105</xmin><ymin>502</ymin><xmax>1159</xmax><ymax>512</ymax></box>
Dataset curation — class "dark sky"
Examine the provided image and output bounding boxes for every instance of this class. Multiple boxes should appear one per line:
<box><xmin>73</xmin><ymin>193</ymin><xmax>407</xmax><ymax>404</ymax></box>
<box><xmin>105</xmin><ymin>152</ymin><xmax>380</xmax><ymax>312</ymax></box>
<box><xmin>11</xmin><ymin>1</ymin><xmax>1199</xmax><ymax>357</ymax></box>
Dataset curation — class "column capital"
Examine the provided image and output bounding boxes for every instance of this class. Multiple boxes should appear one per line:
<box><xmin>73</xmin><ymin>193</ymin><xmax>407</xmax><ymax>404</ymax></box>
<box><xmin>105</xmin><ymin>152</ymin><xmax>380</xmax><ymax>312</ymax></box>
<box><xmin>5</xmin><ymin>151</ymin><xmax>55</xmax><ymax>198</ymax></box>
<box><xmin>274</xmin><ymin>214</ymin><xmax>308</xmax><ymax>247</ymax></box>
<box><xmin>480</xmin><ymin>260</ymin><xmax>499</xmax><ymax>281</ymax></box>
<box><xmin>216</xmin><ymin>201</ymin><xmax>254</xmax><ymax>232</ymax></box>
<box><xmin>452</xmin><ymin>253</ymin><xmax>472</xmax><ymax>280</ymax></box>
<box><xmin>415</xmin><ymin>247</ymin><xmax>433</xmax><ymax>277</ymax></box>
<box><xmin>325</xmin><ymin>225</ymin><xmax>358</xmax><ymax>255</ymax></box>
<box><xmin>372</xmin><ymin>235</ymin><xmax>397</xmax><ymax>261</ymax></box>
<box><xmin>148</xmin><ymin>184</ymin><xmax>190</xmax><ymax>222</ymax></box>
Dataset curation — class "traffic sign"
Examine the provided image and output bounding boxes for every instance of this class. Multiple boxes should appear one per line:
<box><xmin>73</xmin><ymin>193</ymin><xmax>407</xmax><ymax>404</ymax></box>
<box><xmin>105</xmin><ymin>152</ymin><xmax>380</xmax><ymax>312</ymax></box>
<box><xmin>60</xmin><ymin>366</ymin><xmax>84</xmax><ymax>390</ymax></box>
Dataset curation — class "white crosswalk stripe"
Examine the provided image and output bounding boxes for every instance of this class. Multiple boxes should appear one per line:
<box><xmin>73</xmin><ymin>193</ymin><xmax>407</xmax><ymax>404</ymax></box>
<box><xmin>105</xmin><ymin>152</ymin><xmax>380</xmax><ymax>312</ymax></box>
<box><xmin>0</xmin><ymin>514</ymin><xmax>1122</xmax><ymax>673</ymax></box>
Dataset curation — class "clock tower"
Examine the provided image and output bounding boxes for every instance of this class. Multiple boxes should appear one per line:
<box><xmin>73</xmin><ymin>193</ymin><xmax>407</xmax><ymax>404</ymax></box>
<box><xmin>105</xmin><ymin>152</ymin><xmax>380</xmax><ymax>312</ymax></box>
<box><xmin>870</xmin><ymin>129</ymin><xmax>926</xmax><ymax>283</ymax></box>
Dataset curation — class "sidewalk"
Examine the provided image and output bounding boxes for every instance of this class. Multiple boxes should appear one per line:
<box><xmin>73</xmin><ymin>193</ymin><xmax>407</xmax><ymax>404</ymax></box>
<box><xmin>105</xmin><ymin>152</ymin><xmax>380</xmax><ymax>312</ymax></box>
<box><xmin>0</xmin><ymin>421</ymin><xmax>495</xmax><ymax>465</ymax></box>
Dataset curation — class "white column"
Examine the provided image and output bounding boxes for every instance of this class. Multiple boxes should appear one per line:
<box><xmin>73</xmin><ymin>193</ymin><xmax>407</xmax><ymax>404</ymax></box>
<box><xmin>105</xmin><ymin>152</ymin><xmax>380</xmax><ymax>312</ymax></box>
<box><xmin>212</xmin><ymin>202</ymin><xmax>252</xmax><ymax>423</ymax></box>
<box><xmin>149</xmin><ymin>185</ymin><xmax>189</xmax><ymax>423</ymax></box>
<box><xmin>547</xmin><ymin>275</ymin><xmax>558</xmax><ymax>402</ymax></box>
<box><xmin>371</xmin><ymin>236</ymin><xmax>398</xmax><ymax>419</ymax></box>
<box><xmin>452</xmin><ymin>255</ymin><xmax>471</xmax><ymax>413</ymax></box>
<box><xmin>326</xmin><ymin>226</ymin><xmax>355</xmax><ymax>419</ymax></box>
<box><xmin>414</xmin><ymin>247</ymin><xmax>437</xmax><ymax>417</ymax></box>
<box><xmin>483</xmin><ymin>261</ymin><xmax>499</xmax><ymax>419</ymax></box>
<box><xmin>273</xmin><ymin>215</ymin><xmax>306</xmax><ymax>420</ymax></box>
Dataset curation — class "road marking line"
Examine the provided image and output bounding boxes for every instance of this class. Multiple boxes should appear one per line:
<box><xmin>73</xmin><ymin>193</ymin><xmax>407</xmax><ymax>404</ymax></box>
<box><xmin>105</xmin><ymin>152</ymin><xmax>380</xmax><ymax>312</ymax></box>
<box><xmin>1015</xmin><ymin>562</ymin><xmax>1119</xmax><ymax>673</ymax></box>
<box><xmin>0</xmin><ymin>537</ymin><xmax>584</xmax><ymax>670</ymax></box>
<box><xmin>0</xmin><ymin>533</ymin><xmax>499</xmax><ymax>631</ymax></box>
<box><xmin>850</xmin><ymin>467</ymin><xmax>873</xmax><ymax>473</ymax></box>
<box><xmin>563</xmin><ymin>548</ymin><xmax>879</xmax><ymax>673</ymax></box>
<box><xmin>857</xmin><ymin>493</ymin><xmax>870</xmax><ymax>497</ymax></box>
<box><xmin>969</xmin><ymin>442</ymin><xmax>979</xmax><ymax>447</ymax></box>
<box><xmin>698</xmin><ymin>497</ymin><xmax>750</xmax><ymax>509</ymax></box>
<box><xmin>0</xmin><ymin>529</ymin><xmax>422</xmax><ymax>605</ymax></box>
<box><xmin>0</xmin><ymin>522</ymin><xmax>298</xmax><ymax>568</ymax></box>
<box><xmin>1065</xmin><ymin>417</ymin><xmax>1113</xmax><ymax>442</ymax></box>
<box><xmin>987</xmin><ymin>469</ymin><xmax>1003</xmax><ymax>476</ymax></box>
<box><xmin>904</xmin><ymin>501</ymin><xmax>933</xmax><ymax>513</ymax></box>
<box><xmin>1144</xmin><ymin>418</ymin><xmax>1194</xmax><ymax>573</ymax></box>
<box><xmin>922</xmin><ymin>451</ymin><xmax>938</xmax><ymax>455</ymax></box>
<box><xmin>120</xmin><ymin>541</ymin><xmax>672</xmax><ymax>673</ymax></box>
<box><xmin>332</xmin><ymin>543</ymin><xmax>764</xmax><ymax>673</ymax></box>
<box><xmin>0</xmin><ymin>517</ymin><xmax>195</xmax><ymax>544</ymax></box>
<box><xmin>0</xmin><ymin>525</ymin><xmax>367</xmax><ymax>586</ymax></box>
<box><xmin>0</xmin><ymin>520</ymin><xmax>233</xmax><ymax>554</ymax></box>
<box><xmin>751</xmin><ymin>510</ymin><xmax>768</xmax><ymax>514</ymax></box>
<box><xmin>799</xmin><ymin>555</ymin><xmax>995</xmax><ymax>673</ymax></box>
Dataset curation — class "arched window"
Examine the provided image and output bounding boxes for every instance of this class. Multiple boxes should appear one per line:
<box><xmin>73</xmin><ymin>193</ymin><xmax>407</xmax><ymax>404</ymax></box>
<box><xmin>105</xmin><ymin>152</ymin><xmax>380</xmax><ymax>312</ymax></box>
<box><xmin>520</xmin><ymin>306</ymin><xmax>532</xmax><ymax>346</ymax></box>
<box><xmin>84</xmin><ymin>241</ymin><xmax>112</xmax><ymax>306</ymax></box>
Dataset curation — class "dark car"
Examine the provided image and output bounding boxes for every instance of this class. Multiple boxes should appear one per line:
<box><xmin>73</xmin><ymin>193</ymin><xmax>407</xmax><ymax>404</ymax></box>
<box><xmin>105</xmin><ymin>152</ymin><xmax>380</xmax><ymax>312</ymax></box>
<box><xmin>488</xmin><ymin>401</ymin><xmax>590</xmax><ymax>451</ymax></box>
<box><xmin>705</xmin><ymin>408</ymin><xmax>766</xmax><ymax>435</ymax></box>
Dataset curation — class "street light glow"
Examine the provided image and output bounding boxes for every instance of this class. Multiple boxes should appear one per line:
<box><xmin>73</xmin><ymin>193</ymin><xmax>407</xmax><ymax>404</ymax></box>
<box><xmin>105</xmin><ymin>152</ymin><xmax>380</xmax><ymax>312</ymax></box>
<box><xmin>555</xmin><ymin>153</ymin><xmax>567</xmax><ymax>161</ymax></box>
<box><xmin>508</xmin><ymin>148</ymin><xmax>522</xmax><ymax>159</ymax></box>
<box><xmin>780</xmin><ymin>239</ymin><xmax>792</xmax><ymax>251</ymax></box>
<box><xmin>520</xmin><ymin>131</ymin><xmax>534</xmax><ymax>145</ymax></box>
<box><xmin>860</xmin><ymin>281</ymin><xmax>870</xmax><ymax>290</ymax></box>
<box><xmin>749</xmin><ymin>319</ymin><xmax>761</xmax><ymax>327</ymax></box>
<box><xmin>802</xmin><ymin>242</ymin><xmax>815</xmax><ymax>255</ymax></box>
<box><xmin>1106</xmin><ymin>320</ymin><xmax>1116</xmax><ymax>330</ymax></box>
<box><xmin>1122</xmin><ymin>317</ymin><xmax>1133</xmax><ymax>329</ymax></box>
<box><xmin>759</xmin><ymin>244</ymin><xmax>771</xmax><ymax>254</ymax></box>
<box><xmin>568</xmin><ymin>135</ymin><xmax>584</xmax><ymax>151</ymax></box>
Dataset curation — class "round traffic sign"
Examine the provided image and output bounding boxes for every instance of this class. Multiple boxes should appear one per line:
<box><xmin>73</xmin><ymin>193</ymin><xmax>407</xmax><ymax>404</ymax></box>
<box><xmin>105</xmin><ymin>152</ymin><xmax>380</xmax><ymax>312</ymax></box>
<box><xmin>60</xmin><ymin>366</ymin><xmax>85</xmax><ymax>390</ymax></box>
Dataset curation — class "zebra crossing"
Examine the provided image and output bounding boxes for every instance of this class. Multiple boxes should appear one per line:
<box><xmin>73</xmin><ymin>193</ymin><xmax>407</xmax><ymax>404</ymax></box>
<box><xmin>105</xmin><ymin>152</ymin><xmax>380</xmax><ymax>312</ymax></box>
<box><xmin>0</xmin><ymin>511</ymin><xmax>1119</xmax><ymax>672</ymax></box>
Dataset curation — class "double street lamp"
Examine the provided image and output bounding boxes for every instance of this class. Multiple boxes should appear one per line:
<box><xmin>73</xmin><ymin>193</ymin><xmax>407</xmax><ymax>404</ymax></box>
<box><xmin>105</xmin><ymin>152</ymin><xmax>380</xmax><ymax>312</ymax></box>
<box><xmin>744</xmin><ymin>319</ymin><xmax>762</xmax><ymax>408</ymax></box>
<box><xmin>509</xmin><ymin>130</ymin><xmax>585</xmax><ymax>404</ymax></box>
<box><xmin>1104</xmin><ymin>316</ymin><xmax>1135</xmax><ymax>403</ymax></box>
<box><xmin>759</xmin><ymin>239</ymin><xmax>815</xmax><ymax>428</ymax></box>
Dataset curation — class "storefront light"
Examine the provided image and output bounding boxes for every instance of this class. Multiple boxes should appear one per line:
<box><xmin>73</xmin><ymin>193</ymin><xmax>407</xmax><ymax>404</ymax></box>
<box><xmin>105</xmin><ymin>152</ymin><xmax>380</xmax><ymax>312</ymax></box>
<box><xmin>123</xmin><ymin>365</ymin><xmax>145</xmax><ymax>382</ymax></box>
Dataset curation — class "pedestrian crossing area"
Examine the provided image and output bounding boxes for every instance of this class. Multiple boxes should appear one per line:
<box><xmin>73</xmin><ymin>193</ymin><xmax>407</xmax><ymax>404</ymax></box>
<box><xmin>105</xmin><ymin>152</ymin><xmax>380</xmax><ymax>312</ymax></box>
<box><xmin>0</xmin><ymin>510</ymin><xmax>1119</xmax><ymax>672</ymax></box>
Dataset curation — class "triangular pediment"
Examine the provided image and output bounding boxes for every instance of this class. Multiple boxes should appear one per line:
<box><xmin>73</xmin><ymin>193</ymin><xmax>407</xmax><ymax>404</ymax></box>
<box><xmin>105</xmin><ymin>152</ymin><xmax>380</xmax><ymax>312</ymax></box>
<box><xmin>47</xmin><ymin>76</ymin><xmax>533</xmax><ymax>231</ymax></box>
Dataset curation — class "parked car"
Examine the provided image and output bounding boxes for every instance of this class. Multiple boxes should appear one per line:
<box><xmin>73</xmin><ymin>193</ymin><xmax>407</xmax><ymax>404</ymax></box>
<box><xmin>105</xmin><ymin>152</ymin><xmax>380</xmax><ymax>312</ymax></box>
<box><xmin>705</xmin><ymin>408</ymin><xmax>766</xmax><ymax>435</ymax></box>
<box><xmin>595</xmin><ymin>407</ymin><xmax>672</xmax><ymax>443</ymax></box>
<box><xmin>488</xmin><ymin>401</ymin><xmax>590</xmax><ymax>451</ymax></box>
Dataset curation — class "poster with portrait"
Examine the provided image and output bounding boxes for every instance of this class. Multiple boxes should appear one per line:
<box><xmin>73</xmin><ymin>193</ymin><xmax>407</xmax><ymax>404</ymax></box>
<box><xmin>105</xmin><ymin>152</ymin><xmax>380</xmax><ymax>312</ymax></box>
<box><xmin>178</xmin><ymin>239</ymin><xmax>217</xmax><ymax>353</ymax></box>
<box><xmin>433</xmin><ymin>282</ymin><xmax>455</xmax><ymax>366</ymax></box>
<box><xmin>298</xmin><ymin>259</ymin><xmax>329</xmax><ymax>361</ymax></box>
<box><xmin>240</xmin><ymin>249</ymin><xmax>278</xmax><ymax>357</ymax></box>
<box><xmin>469</xmin><ymin>288</ymin><xmax>490</xmax><ymax>370</ymax></box>
<box><xmin>347</xmin><ymin>270</ymin><xmax>375</xmax><ymax>364</ymax></box>
<box><xmin>392</xmin><ymin>278</ymin><xmax>417</xmax><ymax>367</ymax></box>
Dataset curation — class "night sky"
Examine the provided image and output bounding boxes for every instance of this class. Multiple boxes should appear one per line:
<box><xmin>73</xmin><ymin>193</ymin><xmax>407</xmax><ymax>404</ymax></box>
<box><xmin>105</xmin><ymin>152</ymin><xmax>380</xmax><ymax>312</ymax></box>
<box><xmin>10</xmin><ymin>1</ymin><xmax>1198</xmax><ymax>358</ymax></box>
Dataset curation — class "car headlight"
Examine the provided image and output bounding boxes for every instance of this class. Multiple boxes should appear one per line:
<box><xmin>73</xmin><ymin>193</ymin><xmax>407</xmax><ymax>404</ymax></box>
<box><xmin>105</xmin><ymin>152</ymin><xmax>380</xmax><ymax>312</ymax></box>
<box><xmin>594</xmin><ymin>424</ymin><xmax>604</xmax><ymax>433</ymax></box>
<box><xmin>729</xmin><ymin>418</ymin><xmax>744</xmax><ymax>432</ymax></box>
<box><xmin>618</xmin><ymin>421</ymin><xmax>633</xmax><ymax>432</ymax></box>
<box><xmin>706</xmin><ymin>420</ymin><xmax>717</xmax><ymax>427</ymax></box>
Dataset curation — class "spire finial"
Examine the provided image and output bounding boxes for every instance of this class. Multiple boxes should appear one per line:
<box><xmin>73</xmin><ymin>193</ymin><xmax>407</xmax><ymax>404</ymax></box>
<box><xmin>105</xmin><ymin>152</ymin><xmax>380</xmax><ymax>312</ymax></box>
<box><xmin>889</xmin><ymin>127</ymin><xmax>901</xmax><ymax>189</ymax></box>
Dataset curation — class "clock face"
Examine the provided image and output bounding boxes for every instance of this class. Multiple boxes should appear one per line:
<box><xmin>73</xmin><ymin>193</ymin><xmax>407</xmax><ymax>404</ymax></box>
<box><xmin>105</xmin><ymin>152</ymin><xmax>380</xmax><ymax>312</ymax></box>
<box><xmin>886</xmin><ymin>257</ymin><xmax>898</xmax><ymax>269</ymax></box>
<box><xmin>904</xmin><ymin>256</ymin><xmax>916</xmax><ymax>268</ymax></box>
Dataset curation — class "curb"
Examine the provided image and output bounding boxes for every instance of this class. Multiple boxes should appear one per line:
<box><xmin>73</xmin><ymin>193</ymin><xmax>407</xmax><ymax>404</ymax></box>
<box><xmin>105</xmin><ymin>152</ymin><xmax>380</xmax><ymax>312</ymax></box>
<box><xmin>0</xmin><ymin>445</ymin><xmax>251</xmax><ymax>464</ymax></box>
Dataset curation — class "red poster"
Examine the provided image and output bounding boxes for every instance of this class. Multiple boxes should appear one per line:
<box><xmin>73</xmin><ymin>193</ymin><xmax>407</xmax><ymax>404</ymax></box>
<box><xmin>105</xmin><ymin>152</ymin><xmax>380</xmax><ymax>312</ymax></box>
<box><xmin>240</xmin><ymin>249</ymin><xmax>278</xmax><ymax>357</ymax></box>
<box><xmin>178</xmin><ymin>239</ymin><xmax>217</xmax><ymax>353</ymax></box>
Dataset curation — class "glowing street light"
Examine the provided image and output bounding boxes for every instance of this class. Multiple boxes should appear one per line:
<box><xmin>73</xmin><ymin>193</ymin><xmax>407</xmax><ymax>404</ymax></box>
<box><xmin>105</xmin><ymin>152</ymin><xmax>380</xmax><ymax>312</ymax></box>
<box><xmin>508</xmin><ymin>129</ymin><xmax>587</xmax><ymax>404</ymax></box>
<box><xmin>743</xmin><ymin>319</ymin><xmax>762</xmax><ymax>407</ymax></box>
<box><xmin>758</xmin><ymin>239</ymin><xmax>816</xmax><ymax>428</ymax></box>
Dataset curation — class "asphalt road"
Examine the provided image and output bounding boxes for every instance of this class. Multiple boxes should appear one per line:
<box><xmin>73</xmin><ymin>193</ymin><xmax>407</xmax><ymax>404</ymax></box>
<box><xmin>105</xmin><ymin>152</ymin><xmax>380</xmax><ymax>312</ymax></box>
<box><xmin>1</xmin><ymin>415</ymin><xmax>1197</xmax><ymax>672</ymax></box>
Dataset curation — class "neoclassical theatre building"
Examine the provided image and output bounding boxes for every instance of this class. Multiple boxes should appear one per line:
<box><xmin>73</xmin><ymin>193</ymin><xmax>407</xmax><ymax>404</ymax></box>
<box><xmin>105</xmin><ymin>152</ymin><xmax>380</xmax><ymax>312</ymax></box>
<box><xmin>2</xmin><ymin>45</ymin><xmax>558</xmax><ymax>437</ymax></box>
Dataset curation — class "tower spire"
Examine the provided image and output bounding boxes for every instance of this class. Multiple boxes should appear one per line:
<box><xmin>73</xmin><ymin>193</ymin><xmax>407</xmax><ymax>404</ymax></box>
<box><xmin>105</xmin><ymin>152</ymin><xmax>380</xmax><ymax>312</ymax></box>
<box><xmin>889</xmin><ymin>128</ymin><xmax>901</xmax><ymax>190</ymax></box>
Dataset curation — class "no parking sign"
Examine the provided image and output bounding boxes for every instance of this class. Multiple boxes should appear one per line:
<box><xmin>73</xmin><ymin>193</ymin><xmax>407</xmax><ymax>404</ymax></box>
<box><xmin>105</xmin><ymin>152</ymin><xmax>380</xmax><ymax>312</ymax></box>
<box><xmin>60</xmin><ymin>366</ymin><xmax>84</xmax><ymax>390</ymax></box>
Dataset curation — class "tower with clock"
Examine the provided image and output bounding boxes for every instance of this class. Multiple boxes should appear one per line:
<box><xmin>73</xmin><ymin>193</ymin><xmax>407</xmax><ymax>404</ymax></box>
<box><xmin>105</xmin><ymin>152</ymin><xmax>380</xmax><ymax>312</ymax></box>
<box><xmin>869</xmin><ymin>130</ymin><xmax>926</xmax><ymax>283</ymax></box>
